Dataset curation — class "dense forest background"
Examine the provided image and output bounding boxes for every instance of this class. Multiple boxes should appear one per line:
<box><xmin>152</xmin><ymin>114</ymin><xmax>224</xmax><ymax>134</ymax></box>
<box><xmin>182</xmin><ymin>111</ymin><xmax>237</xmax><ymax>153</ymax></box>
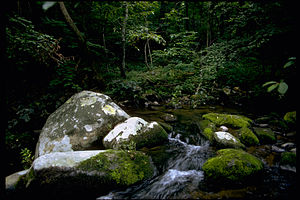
<box><xmin>4</xmin><ymin>1</ymin><xmax>296</xmax><ymax>175</ymax></box>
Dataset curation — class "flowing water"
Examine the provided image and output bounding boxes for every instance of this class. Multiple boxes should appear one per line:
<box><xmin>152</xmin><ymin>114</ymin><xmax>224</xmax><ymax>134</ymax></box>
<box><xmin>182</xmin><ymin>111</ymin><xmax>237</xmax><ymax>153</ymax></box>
<box><xmin>97</xmin><ymin>105</ymin><xmax>296</xmax><ymax>199</ymax></box>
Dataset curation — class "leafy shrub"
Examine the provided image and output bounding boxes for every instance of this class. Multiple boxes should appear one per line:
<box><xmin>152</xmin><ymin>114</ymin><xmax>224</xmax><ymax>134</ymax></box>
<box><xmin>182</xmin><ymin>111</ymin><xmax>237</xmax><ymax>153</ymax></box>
<box><xmin>20</xmin><ymin>148</ymin><xmax>35</xmax><ymax>169</ymax></box>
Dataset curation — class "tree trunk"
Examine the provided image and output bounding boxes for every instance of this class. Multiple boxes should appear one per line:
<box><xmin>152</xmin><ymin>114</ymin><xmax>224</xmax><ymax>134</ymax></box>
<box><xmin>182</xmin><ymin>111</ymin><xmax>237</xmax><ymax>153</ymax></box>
<box><xmin>58</xmin><ymin>2</ymin><xmax>85</xmax><ymax>48</ymax></box>
<box><xmin>185</xmin><ymin>1</ymin><xmax>189</xmax><ymax>31</ymax></box>
<box><xmin>144</xmin><ymin>41</ymin><xmax>150</xmax><ymax>69</ymax></box>
<box><xmin>120</xmin><ymin>1</ymin><xmax>128</xmax><ymax>78</ymax></box>
<box><xmin>147</xmin><ymin>39</ymin><xmax>153</xmax><ymax>68</ymax></box>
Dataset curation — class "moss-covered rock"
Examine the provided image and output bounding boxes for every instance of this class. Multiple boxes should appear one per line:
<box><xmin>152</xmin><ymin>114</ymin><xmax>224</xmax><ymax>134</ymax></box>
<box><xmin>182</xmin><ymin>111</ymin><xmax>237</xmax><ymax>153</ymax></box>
<box><xmin>77</xmin><ymin>150</ymin><xmax>154</xmax><ymax>186</ymax></box>
<box><xmin>14</xmin><ymin>150</ymin><xmax>154</xmax><ymax>200</ymax></box>
<box><xmin>238</xmin><ymin>127</ymin><xmax>259</xmax><ymax>146</ymax></box>
<box><xmin>280</xmin><ymin>152</ymin><xmax>296</xmax><ymax>166</ymax></box>
<box><xmin>197</xmin><ymin>120</ymin><xmax>216</xmax><ymax>142</ymax></box>
<box><xmin>283</xmin><ymin>111</ymin><xmax>296</xmax><ymax>125</ymax></box>
<box><xmin>202</xmin><ymin>148</ymin><xmax>263</xmax><ymax>183</ymax></box>
<box><xmin>213</xmin><ymin>132</ymin><xmax>245</xmax><ymax>149</ymax></box>
<box><xmin>103</xmin><ymin>117</ymin><xmax>168</xmax><ymax>150</ymax></box>
<box><xmin>35</xmin><ymin>90</ymin><xmax>130</xmax><ymax>158</ymax></box>
<box><xmin>253</xmin><ymin>127</ymin><xmax>276</xmax><ymax>144</ymax></box>
<box><xmin>202</xmin><ymin>113</ymin><xmax>252</xmax><ymax>128</ymax></box>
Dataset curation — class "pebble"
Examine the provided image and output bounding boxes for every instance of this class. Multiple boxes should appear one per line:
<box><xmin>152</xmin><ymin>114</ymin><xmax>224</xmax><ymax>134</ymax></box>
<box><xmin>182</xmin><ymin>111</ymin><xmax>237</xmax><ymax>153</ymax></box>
<box><xmin>290</xmin><ymin>148</ymin><xmax>296</xmax><ymax>153</ymax></box>
<box><xmin>281</xmin><ymin>142</ymin><xmax>295</xmax><ymax>149</ymax></box>
<box><xmin>271</xmin><ymin>145</ymin><xmax>285</xmax><ymax>153</ymax></box>
<box><xmin>220</xmin><ymin>126</ymin><xmax>228</xmax><ymax>132</ymax></box>
<box><xmin>258</xmin><ymin>124</ymin><xmax>269</xmax><ymax>128</ymax></box>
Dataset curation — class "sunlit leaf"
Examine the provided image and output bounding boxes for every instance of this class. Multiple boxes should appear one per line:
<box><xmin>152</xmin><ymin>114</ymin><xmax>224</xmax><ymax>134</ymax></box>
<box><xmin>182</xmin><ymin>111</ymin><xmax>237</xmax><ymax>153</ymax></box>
<box><xmin>278</xmin><ymin>81</ymin><xmax>288</xmax><ymax>94</ymax></box>
<box><xmin>267</xmin><ymin>83</ymin><xmax>279</xmax><ymax>92</ymax></box>
<box><xmin>262</xmin><ymin>81</ymin><xmax>277</xmax><ymax>87</ymax></box>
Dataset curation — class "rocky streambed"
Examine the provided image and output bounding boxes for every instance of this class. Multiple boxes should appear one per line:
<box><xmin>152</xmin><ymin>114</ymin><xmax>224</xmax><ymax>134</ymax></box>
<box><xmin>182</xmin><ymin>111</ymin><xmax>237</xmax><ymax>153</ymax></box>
<box><xmin>6</xmin><ymin>91</ymin><xmax>296</xmax><ymax>199</ymax></box>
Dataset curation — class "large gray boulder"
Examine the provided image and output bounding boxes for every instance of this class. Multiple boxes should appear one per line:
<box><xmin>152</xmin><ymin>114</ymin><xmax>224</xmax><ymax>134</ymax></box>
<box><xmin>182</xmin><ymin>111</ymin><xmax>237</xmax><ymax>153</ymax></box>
<box><xmin>13</xmin><ymin>150</ymin><xmax>154</xmax><ymax>200</ymax></box>
<box><xmin>35</xmin><ymin>91</ymin><xmax>130</xmax><ymax>158</ymax></box>
<box><xmin>103</xmin><ymin>117</ymin><xmax>168</xmax><ymax>150</ymax></box>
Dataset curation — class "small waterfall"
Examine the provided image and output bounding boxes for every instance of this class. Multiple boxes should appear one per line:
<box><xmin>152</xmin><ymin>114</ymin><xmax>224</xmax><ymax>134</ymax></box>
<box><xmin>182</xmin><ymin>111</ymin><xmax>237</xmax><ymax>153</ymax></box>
<box><xmin>98</xmin><ymin>127</ymin><xmax>214</xmax><ymax>199</ymax></box>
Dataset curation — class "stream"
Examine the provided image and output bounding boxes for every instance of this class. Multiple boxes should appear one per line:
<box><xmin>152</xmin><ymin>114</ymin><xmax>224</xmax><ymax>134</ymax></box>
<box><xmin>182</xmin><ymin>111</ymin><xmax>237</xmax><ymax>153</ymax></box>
<box><xmin>98</xmin><ymin>105</ymin><xmax>296</xmax><ymax>199</ymax></box>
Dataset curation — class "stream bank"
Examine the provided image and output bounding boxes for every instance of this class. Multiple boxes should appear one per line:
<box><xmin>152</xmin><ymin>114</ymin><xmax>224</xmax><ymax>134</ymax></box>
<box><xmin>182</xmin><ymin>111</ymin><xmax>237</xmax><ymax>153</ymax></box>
<box><xmin>98</xmin><ymin>105</ymin><xmax>296</xmax><ymax>199</ymax></box>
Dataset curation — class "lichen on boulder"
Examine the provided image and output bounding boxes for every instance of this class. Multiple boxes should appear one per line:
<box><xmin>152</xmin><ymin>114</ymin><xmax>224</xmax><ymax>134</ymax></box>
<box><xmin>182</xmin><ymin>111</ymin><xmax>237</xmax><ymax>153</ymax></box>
<box><xmin>202</xmin><ymin>148</ymin><xmax>263</xmax><ymax>183</ymax></box>
<box><xmin>35</xmin><ymin>90</ymin><xmax>130</xmax><ymax>158</ymax></box>
<box><xmin>202</xmin><ymin>113</ymin><xmax>252</xmax><ymax>128</ymax></box>
<box><xmin>103</xmin><ymin>117</ymin><xmax>168</xmax><ymax>150</ymax></box>
<box><xmin>213</xmin><ymin>131</ymin><xmax>245</xmax><ymax>149</ymax></box>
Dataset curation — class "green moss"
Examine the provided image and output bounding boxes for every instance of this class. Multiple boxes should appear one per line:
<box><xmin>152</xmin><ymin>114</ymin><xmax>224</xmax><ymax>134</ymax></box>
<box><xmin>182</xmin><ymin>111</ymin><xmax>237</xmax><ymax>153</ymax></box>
<box><xmin>280</xmin><ymin>152</ymin><xmax>296</xmax><ymax>166</ymax></box>
<box><xmin>134</xmin><ymin>123</ymin><xmax>168</xmax><ymax>149</ymax></box>
<box><xmin>283</xmin><ymin>111</ymin><xmax>296</xmax><ymax>125</ymax></box>
<box><xmin>253</xmin><ymin>127</ymin><xmax>276</xmax><ymax>144</ymax></box>
<box><xmin>203</xmin><ymin>128</ymin><xmax>214</xmax><ymax>142</ymax></box>
<box><xmin>202</xmin><ymin>113</ymin><xmax>252</xmax><ymax>128</ymax></box>
<box><xmin>77</xmin><ymin>150</ymin><xmax>153</xmax><ymax>186</ymax></box>
<box><xmin>202</xmin><ymin>148</ymin><xmax>263</xmax><ymax>183</ymax></box>
<box><xmin>238</xmin><ymin>127</ymin><xmax>259</xmax><ymax>146</ymax></box>
<box><xmin>197</xmin><ymin>120</ymin><xmax>216</xmax><ymax>142</ymax></box>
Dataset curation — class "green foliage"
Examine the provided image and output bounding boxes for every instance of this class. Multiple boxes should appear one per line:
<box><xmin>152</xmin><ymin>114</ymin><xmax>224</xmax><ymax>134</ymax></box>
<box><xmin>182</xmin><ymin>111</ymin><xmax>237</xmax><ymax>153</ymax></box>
<box><xmin>6</xmin><ymin>15</ymin><xmax>62</xmax><ymax>67</ymax></box>
<box><xmin>152</xmin><ymin>31</ymin><xmax>198</xmax><ymax>65</ymax></box>
<box><xmin>263</xmin><ymin>57</ymin><xmax>296</xmax><ymax>97</ymax></box>
<box><xmin>49</xmin><ymin>60</ymin><xmax>82</xmax><ymax>92</ymax></box>
<box><xmin>20</xmin><ymin>148</ymin><xmax>35</xmax><ymax>169</ymax></box>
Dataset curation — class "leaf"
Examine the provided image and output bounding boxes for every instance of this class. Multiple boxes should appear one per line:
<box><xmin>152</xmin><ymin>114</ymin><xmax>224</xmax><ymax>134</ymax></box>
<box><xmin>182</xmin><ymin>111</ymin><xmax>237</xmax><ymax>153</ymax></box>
<box><xmin>267</xmin><ymin>83</ymin><xmax>279</xmax><ymax>92</ymax></box>
<box><xmin>278</xmin><ymin>81</ymin><xmax>288</xmax><ymax>95</ymax></box>
<box><xmin>262</xmin><ymin>81</ymin><xmax>277</xmax><ymax>87</ymax></box>
<box><xmin>42</xmin><ymin>2</ymin><xmax>57</xmax><ymax>11</ymax></box>
<box><xmin>283</xmin><ymin>61</ymin><xmax>294</xmax><ymax>68</ymax></box>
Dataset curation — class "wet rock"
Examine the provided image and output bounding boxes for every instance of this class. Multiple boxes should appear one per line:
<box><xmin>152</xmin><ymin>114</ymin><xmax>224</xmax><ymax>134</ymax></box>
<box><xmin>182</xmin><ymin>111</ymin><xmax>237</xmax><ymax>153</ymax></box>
<box><xmin>6</xmin><ymin>169</ymin><xmax>29</xmax><ymax>192</ymax></box>
<box><xmin>213</xmin><ymin>131</ymin><xmax>245</xmax><ymax>149</ymax></box>
<box><xmin>220</xmin><ymin>126</ymin><xmax>228</xmax><ymax>132</ymax></box>
<box><xmin>280</xmin><ymin>152</ymin><xmax>296</xmax><ymax>173</ymax></box>
<box><xmin>35</xmin><ymin>91</ymin><xmax>130</xmax><ymax>158</ymax></box>
<box><xmin>290</xmin><ymin>148</ymin><xmax>296</xmax><ymax>153</ymax></box>
<box><xmin>286</xmin><ymin>131</ymin><xmax>296</xmax><ymax>138</ymax></box>
<box><xmin>258</xmin><ymin>124</ymin><xmax>269</xmax><ymax>128</ymax></box>
<box><xmin>161</xmin><ymin>113</ymin><xmax>178</xmax><ymax>122</ymax></box>
<box><xmin>16</xmin><ymin>150</ymin><xmax>153</xmax><ymax>200</ymax></box>
<box><xmin>271</xmin><ymin>145</ymin><xmax>285</xmax><ymax>153</ymax></box>
<box><xmin>202</xmin><ymin>148</ymin><xmax>263</xmax><ymax>183</ymax></box>
<box><xmin>253</xmin><ymin>127</ymin><xmax>276</xmax><ymax>144</ymax></box>
<box><xmin>281</xmin><ymin>142</ymin><xmax>296</xmax><ymax>150</ymax></box>
<box><xmin>103</xmin><ymin>117</ymin><xmax>168</xmax><ymax>150</ymax></box>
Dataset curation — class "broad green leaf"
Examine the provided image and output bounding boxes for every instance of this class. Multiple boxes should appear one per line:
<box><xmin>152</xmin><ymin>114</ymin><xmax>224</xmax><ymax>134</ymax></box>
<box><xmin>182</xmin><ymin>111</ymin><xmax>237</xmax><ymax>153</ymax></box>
<box><xmin>267</xmin><ymin>83</ymin><xmax>279</xmax><ymax>92</ymax></box>
<box><xmin>278</xmin><ymin>81</ymin><xmax>288</xmax><ymax>94</ymax></box>
<box><xmin>262</xmin><ymin>81</ymin><xmax>277</xmax><ymax>87</ymax></box>
<box><xmin>283</xmin><ymin>61</ymin><xmax>294</xmax><ymax>68</ymax></box>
